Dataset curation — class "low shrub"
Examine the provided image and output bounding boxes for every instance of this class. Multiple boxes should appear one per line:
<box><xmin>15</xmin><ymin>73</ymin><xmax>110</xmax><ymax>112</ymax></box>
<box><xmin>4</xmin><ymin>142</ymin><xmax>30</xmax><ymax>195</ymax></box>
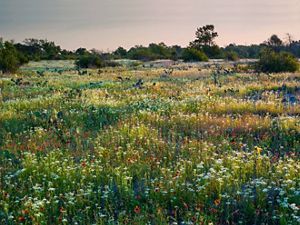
<box><xmin>0</xmin><ymin>41</ymin><xmax>29</xmax><ymax>73</ymax></box>
<box><xmin>75</xmin><ymin>54</ymin><xmax>120</xmax><ymax>68</ymax></box>
<box><xmin>225</xmin><ymin>51</ymin><xmax>239</xmax><ymax>61</ymax></box>
<box><xmin>181</xmin><ymin>48</ymin><xmax>208</xmax><ymax>62</ymax></box>
<box><xmin>256</xmin><ymin>49</ymin><xmax>299</xmax><ymax>73</ymax></box>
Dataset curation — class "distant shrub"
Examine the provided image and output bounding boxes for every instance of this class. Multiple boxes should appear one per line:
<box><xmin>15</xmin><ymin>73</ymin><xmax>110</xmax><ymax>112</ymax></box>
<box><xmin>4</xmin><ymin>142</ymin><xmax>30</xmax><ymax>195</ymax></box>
<box><xmin>225</xmin><ymin>51</ymin><xmax>239</xmax><ymax>61</ymax></box>
<box><xmin>76</xmin><ymin>55</ymin><xmax>104</xmax><ymax>68</ymax></box>
<box><xmin>126</xmin><ymin>43</ymin><xmax>182</xmax><ymax>61</ymax></box>
<box><xmin>76</xmin><ymin>54</ymin><xmax>120</xmax><ymax>68</ymax></box>
<box><xmin>256</xmin><ymin>49</ymin><xmax>299</xmax><ymax>73</ymax></box>
<box><xmin>0</xmin><ymin>41</ymin><xmax>28</xmax><ymax>73</ymax></box>
<box><xmin>181</xmin><ymin>48</ymin><xmax>208</xmax><ymax>62</ymax></box>
<box><xmin>127</xmin><ymin>47</ymin><xmax>156</xmax><ymax>61</ymax></box>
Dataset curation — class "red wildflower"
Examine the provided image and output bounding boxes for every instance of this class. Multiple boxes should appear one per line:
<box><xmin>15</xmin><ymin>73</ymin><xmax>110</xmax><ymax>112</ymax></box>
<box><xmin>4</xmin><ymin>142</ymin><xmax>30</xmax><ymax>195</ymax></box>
<box><xmin>191</xmin><ymin>216</ymin><xmax>197</xmax><ymax>222</ymax></box>
<box><xmin>18</xmin><ymin>216</ymin><xmax>25</xmax><ymax>222</ymax></box>
<box><xmin>134</xmin><ymin>205</ymin><xmax>141</xmax><ymax>214</ymax></box>
<box><xmin>59</xmin><ymin>207</ymin><xmax>66</xmax><ymax>213</ymax></box>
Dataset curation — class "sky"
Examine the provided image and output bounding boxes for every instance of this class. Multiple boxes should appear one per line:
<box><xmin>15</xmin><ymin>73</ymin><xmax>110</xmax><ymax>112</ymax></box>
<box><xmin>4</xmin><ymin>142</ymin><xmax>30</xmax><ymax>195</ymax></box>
<box><xmin>0</xmin><ymin>0</ymin><xmax>299</xmax><ymax>51</ymax></box>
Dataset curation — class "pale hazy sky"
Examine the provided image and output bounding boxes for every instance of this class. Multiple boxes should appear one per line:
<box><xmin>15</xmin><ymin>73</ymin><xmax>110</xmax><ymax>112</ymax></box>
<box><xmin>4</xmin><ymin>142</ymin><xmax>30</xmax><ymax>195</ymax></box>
<box><xmin>0</xmin><ymin>0</ymin><xmax>299</xmax><ymax>50</ymax></box>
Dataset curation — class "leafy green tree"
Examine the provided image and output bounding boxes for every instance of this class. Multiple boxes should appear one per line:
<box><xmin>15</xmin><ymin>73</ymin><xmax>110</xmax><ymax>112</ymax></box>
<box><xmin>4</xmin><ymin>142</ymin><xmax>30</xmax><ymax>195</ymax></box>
<box><xmin>148</xmin><ymin>42</ymin><xmax>172</xmax><ymax>59</ymax></box>
<box><xmin>190</xmin><ymin>25</ymin><xmax>218</xmax><ymax>49</ymax></box>
<box><xmin>113</xmin><ymin>47</ymin><xmax>127</xmax><ymax>58</ymax></box>
<box><xmin>0</xmin><ymin>41</ymin><xmax>28</xmax><ymax>73</ymax></box>
<box><xmin>21</xmin><ymin>38</ymin><xmax>43</xmax><ymax>60</ymax></box>
<box><xmin>14</xmin><ymin>39</ymin><xmax>73</xmax><ymax>60</ymax></box>
<box><xmin>42</xmin><ymin>41</ymin><xmax>61</xmax><ymax>59</ymax></box>
<box><xmin>190</xmin><ymin>25</ymin><xmax>220</xmax><ymax>58</ymax></box>
<box><xmin>75</xmin><ymin>48</ymin><xmax>89</xmax><ymax>56</ymax></box>
<box><xmin>266</xmin><ymin>35</ymin><xmax>283</xmax><ymax>47</ymax></box>
<box><xmin>265</xmin><ymin>34</ymin><xmax>283</xmax><ymax>52</ymax></box>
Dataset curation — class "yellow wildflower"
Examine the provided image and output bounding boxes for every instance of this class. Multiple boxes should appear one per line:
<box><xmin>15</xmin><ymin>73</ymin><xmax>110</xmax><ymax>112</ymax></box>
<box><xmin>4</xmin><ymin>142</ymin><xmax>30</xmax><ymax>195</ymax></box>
<box><xmin>255</xmin><ymin>146</ymin><xmax>262</xmax><ymax>155</ymax></box>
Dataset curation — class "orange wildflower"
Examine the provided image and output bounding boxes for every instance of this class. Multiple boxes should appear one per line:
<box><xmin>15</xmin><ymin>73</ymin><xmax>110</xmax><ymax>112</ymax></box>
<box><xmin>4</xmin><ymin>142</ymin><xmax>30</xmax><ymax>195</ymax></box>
<box><xmin>214</xmin><ymin>198</ymin><xmax>221</xmax><ymax>206</ymax></box>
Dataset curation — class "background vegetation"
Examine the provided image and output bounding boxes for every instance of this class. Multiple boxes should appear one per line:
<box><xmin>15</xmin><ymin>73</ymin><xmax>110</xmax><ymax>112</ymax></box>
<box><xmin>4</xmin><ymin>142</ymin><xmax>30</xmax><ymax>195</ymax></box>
<box><xmin>1</xmin><ymin>26</ymin><xmax>300</xmax><ymax>73</ymax></box>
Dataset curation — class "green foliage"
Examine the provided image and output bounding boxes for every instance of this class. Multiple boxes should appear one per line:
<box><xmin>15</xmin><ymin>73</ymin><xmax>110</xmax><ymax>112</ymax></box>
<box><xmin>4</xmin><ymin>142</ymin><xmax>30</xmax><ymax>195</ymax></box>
<box><xmin>76</xmin><ymin>54</ymin><xmax>120</xmax><ymax>68</ymax></box>
<box><xmin>225</xmin><ymin>35</ymin><xmax>300</xmax><ymax>59</ymax></box>
<box><xmin>202</xmin><ymin>45</ymin><xmax>223</xmax><ymax>59</ymax></box>
<box><xmin>2</xmin><ymin>32</ymin><xmax>300</xmax><ymax>64</ymax></box>
<box><xmin>75</xmin><ymin>48</ymin><xmax>89</xmax><ymax>56</ymax></box>
<box><xmin>15</xmin><ymin>39</ymin><xmax>67</xmax><ymax>61</ymax></box>
<box><xmin>113</xmin><ymin>47</ymin><xmax>127</xmax><ymax>59</ymax></box>
<box><xmin>128</xmin><ymin>44</ymin><xmax>160</xmax><ymax>61</ymax></box>
<box><xmin>127</xmin><ymin>46</ymin><xmax>155</xmax><ymax>61</ymax></box>
<box><xmin>127</xmin><ymin>43</ymin><xmax>182</xmax><ymax>61</ymax></box>
<box><xmin>189</xmin><ymin>25</ymin><xmax>223</xmax><ymax>59</ymax></box>
<box><xmin>225</xmin><ymin>51</ymin><xmax>239</xmax><ymax>61</ymax></box>
<box><xmin>190</xmin><ymin>25</ymin><xmax>218</xmax><ymax>48</ymax></box>
<box><xmin>256</xmin><ymin>49</ymin><xmax>299</xmax><ymax>73</ymax></box>
<box><xmin>0</xmin><ymin>41</ymin><xmax>29</xmax><ymax>73</ymax></box>
<box><xmin>76</xmin><ymin>55</ymin><xmax>104</xmax><ymax>68</ymax></box>
<box><xmin>181</xmin><ymin>48</ymin><xmax>208</xmax><ymax>62</ymax></box>
<box><xmin>148</xmin><ymin>43</ymin><xmax>171</xmax><ymax>59</ymax></box>
<box><xmin>224</xmin><ymin>44</ymin><xmax>262</xmax><ymax>59</ymax></box>
<box><xmin>265</xmin><ymin>34</ymin><xmax>283</xmax><ymax>52</ymax></box>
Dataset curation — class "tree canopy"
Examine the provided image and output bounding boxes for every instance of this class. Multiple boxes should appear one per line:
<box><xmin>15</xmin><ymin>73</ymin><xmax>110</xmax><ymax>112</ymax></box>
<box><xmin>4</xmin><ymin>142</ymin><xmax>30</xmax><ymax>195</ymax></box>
<box><xmin>190</xmin><ymin>25</ymin><xmax>218</xmax><ymax>48</ymax></box>
<box><xmin>0</xmin><ymin>41</ymin><xmax>28</xmax><ymax>73</ymax></box>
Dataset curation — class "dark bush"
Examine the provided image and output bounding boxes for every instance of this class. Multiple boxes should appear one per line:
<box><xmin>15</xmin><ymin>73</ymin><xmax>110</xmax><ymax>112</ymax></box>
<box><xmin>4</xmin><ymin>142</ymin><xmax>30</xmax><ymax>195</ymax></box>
<box><xmin>181</xmin><ymin>48</ymin><xmax>208</xmax><ymax>62</ymax></box>
<box><xmin>256</xmin><ymin>49</ymin><xmax>299</xmax><ymax>73</ymax></box>
<box><xmin>113</xmin><ymin>47</ymin><xmax>127</xmax><ymax>59</ymax></box>
<box><xmin>76</xmin><ymin>55</ymin><xmax>104</xmax><ymax>68</ymax></box>
<box><xmin>0</xmin><ymin>41</ymin><xmax>29</xmax><ymax>73</ymax></box>
<box><xmin>126</xmin><ymin>43</ymin><xmax>181</xmax><ymax>61</ymax></box>
<box><xmin>75</xmin><ymin>54</ymin><xmax>120</xmax><ymax>69</ymax></box>
<box><xmin>127</xmin><ymin>46</ymin><xmax>156</xmax><ymax>61</ymax></box>
<box><xmin>225</xmin><ymin>51</ymin><xmax>239</xmax><ymax>61</ymax></box>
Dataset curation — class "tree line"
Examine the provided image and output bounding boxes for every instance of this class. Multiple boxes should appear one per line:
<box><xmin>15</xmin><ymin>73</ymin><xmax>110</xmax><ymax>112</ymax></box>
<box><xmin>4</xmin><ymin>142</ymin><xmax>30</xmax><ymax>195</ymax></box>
<box><xmin>1</xmin><ymin>25</ymin><xmax>300</xmax><ymax>73</ymax></box>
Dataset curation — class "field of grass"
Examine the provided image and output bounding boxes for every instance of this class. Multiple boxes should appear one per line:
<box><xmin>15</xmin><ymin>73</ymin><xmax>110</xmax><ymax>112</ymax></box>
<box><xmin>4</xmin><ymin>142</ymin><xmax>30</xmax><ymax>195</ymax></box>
<box><xmin>0</xmin><ymin>61</ymin><xmax>299</xmax><ymax>225</ymax></box>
